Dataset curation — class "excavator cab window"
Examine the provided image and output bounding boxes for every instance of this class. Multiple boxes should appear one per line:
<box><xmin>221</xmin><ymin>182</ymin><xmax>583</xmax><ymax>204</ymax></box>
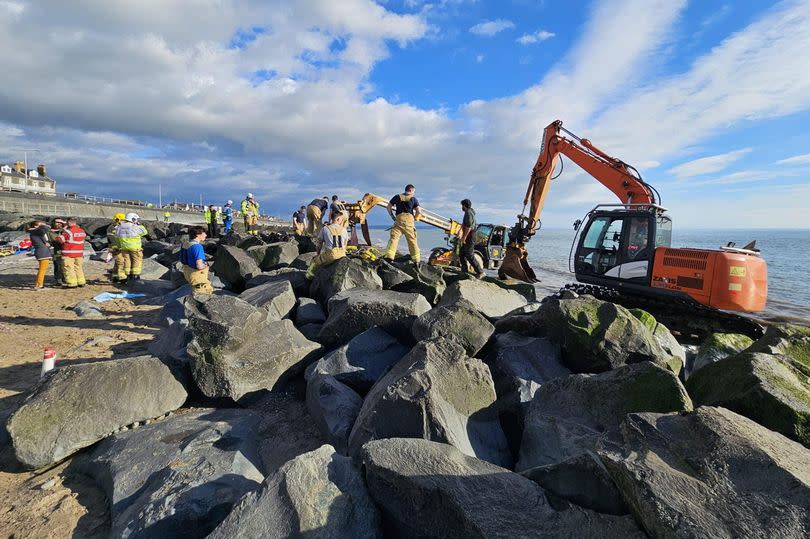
<box><xmin>655</xmin><ymin>216</ymin><xmax>672</xmax><ymax>248</ymax></box>
<box><xmin>575</xmin><ymin>212</ymin><xmax>656</xmax><ymax>281</ymax></box>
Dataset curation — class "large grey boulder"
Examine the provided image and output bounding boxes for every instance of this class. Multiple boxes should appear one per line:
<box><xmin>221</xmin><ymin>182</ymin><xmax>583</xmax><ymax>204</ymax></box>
<box><xmin>247</xmin><ymin>241</ymin><xmax>299</xmax><ymax>271</ymax></box>
<box><xmin>295</xmin><ymin>297</ymin><xmax>326</xmax><ymax>326</ymax></box>
<box><xmin>8</xmin><ymin>356</ymin><xmax>187</xmax><ymax>469</ymax></box>
<box><xmin>348</xmin><ymin>338</ymin><xmax>511</xmax><ymax>467</ymax></box>
<box><xmin>212</xmin><ymin>244</ymin><xmax>260</xmax><ymax>290</ymax></box>
<box><xmin>497</xmin><ymin>295</ymin><xmax>680</xmax><ymax>374</ymax></box>
<box><xmin>143</xmin><ymin>239</ymin><xmax>174</xmax><ymax>258</ymax></box>
<box><xmin>186</xmin><ymin>295</ymin><xmax>321</xmax><ymax>401</ymax></box>
<box><xmin>306</xmin><ymin>327</ymin><xmax>410</xmax><ymax>395</ymax></box>
<box><xmin>439</xmin><ymin>279</ymin><xmax>528</xmax><ymax>318</ymax></box>
<box><xmin>485</xmin><ymin>332</ymin><xmax>570</xmax><ymax>456</ymax></box>
<box><xmin>139</xmin><ymin>257</ymin><xmax>171</xmax><ymax>280</ymax></box>
<box><xmin>209</xmin><ymin>445</ymin><xmax>380</xmax><ymax>539</ymax></box>
<box><xmin>629</xmin><ymin>308</ymin><xmax>685</xmax><ymax>375</ymax></box>
<box><xmin>319</xmin><ymin>289</ymin><xmax>430</xmax><ymax>348</ymax></box>
<box><xmin>245</xmin><ymin>267</ymin><xmax>310</xmax><ymax>297</ymax></box>
<box><xmin>686</xmin><ymin>351</ymin><xmax>809</xmax><ymax>447</ymax></box>
<box><xmin>517</xmin><ymin>362</ymin><xmax>693</xmax><ymax>471</ymax></box>
<box><xmin>76</xmin><ymin>408</ymin><xmax>263</xmax><ymax>538</ymax></box>
<box><xmin>601</xmin><ymin>407</ymin><xmax>810</xmax><ymax>538</ymax></box>
<box><xmin>238</xmin><ymin>280</ymin><xmax>296</xmax><ymax>320</ymax></box>
<box><xmin>376</xmin><ymin>259</ymin><xmax>412</xmax><ymax>289</ymax></box>
<box><xmin>747</xmin><ymin>323</ymin><xmax>810</xmax><ymax>376</ymax></box>
<box><xmin>412</xmin><ymin>299</ymin><xmax>494</xmax><ymax>356</ymax></box>
<box><xmin>689</xmin><ymin>332</ymin><xmax>754</xmax><ymax>378</ymax></box>
<box><xmin>306</xmin><ymin>374</ymin><xmax>363</xmax><ymax>455</ymax></box>
<box><xmin>310</xmin><ymin>257</ymin><xmax>382</xmax><ymax>306</ymax></box>
<box><xmin>362</xmin><ymin>438</ymin><xmax>643</xmax><ymax>538</ymax></box>
<box><xmin>290</xmin><ymin>251</ymin><xmax>317</xmax><ymax>270</ymax></box>
<box><xmin>391</xmin><ymin>262</ymin><xmax>446</xmax><ymax>304</ymax></box>
<box><xmin>148</xmin><ymin>319</ymin><xmax>191</xmax><ymax>362</ymax></box>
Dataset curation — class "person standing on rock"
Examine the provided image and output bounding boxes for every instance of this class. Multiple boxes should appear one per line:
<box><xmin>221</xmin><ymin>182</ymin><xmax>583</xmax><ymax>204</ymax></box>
<box><xmin>330</xmin><ymin>195</ymin><xmax>349</xmax><ymax>230</ymax></box>
<box><xmin>207</xmin><ymin>205</ymin><xmax>219</xmax><ymax>238</ymax></box>
<box><xmin>180</xmin><ymin>226</ymin><xmax>214</xmax><ymax>294</ymax></box>
<box><xmin>107</xmin><ymin>213</ymin><xmax>125</xmax><ymax>282</ymax></box>
<box><xmin>48</xmin><ymin>218</ymin><xmax>66</xmax><ymax>286</ymax></box>
<box><xmin>115</xmin><ymin>213</ymin><xmax>148</xmax><ymax>284</ymax></box>
<box><xmin>241</xmin><ymin>193</ymin><xmax>260</xmax><ymax>235</ymax></box>
<box><xmin>163</xmin><ymin>210</ymin><xmax>171</xmax><ymax>222</ymax></box>
<box><xmin>56</xmin><ymin>217</ymin><xmax>87</xmax><ymax>288</ymax></box>
<box><xmin>383</xmin><ymin>184</ymin><xmax>422</xmax><ymax>264</ymax></box>
<box><xmin>458</xmin><ymin>199</ymin><xmax>485</xmax><ymax>279</ymax></box>
<box><xmin>223</xmin><ymin>201</ymin><xmax>234</xmax><ymax>234</ymax></box>
<box><xmin>28</xmin><ymin>220</ymin><xmax>52</xmax><ymax>291</ymax></box>
<box><xmin>292</xmin><ymin>206</ymin><xmax>307</xmax><ymax>235</ymax></box>
<box><xmin>306</xmin><ymin>196</ymin><xmax>329</xmax><ymax>237</ymax></box>
<box><xmin>305</xmin><ymin>212</ymin><xmax>348</xmax><ymax>279</ymax></box>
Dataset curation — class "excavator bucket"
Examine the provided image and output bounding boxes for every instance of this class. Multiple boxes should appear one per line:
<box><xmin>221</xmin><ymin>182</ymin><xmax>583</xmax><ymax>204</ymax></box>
<box><xmin>349</xmin><ymin>225</ymin><xmax>359</xmax><ymax>247</ymax></box>
<box><xmin>361</xmin><ymin>221</ymin><xmax>373</xmax><ymax>246</ymax></box>
<box><xmin>499</xmin><ymin>244</ymin><xmax>539</xmax><ymax>283</ymax></box>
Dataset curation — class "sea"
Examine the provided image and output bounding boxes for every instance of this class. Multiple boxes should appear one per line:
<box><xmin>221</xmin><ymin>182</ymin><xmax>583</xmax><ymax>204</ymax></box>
<box><xmin>365</xmin><ymin>226</ymin><xmax>810</xmax><ymax>324</ymax></box>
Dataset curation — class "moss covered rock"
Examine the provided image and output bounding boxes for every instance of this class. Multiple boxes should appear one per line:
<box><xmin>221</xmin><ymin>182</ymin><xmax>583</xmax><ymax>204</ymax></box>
<box><xmin>690</xmin><ymin>332</ymin><xmax>753</xmax><ymax>378</ymax></box>
<box><xmin>412</xmin><ymin>299</ymin><xmax>494</xmax><ymax>356</ymax></box>
<box><xmin>630</xmin><ymin>308</ymin><xmax>685</xmax><ymax>376</ymax></box>
<box><xmin>748</xmin><ymin>324</ymin><xmax>810</xmax><ymax>377</ymax></box>
<box><xmin>686</xmin><ymin>351</ymin><xmax>809</xmax><ymax>448</ymax></box>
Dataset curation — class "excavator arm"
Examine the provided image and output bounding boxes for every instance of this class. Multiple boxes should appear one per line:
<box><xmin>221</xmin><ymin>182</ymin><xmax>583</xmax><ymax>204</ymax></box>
<box><xmin>501</xmin><ymin>120</ymin><xmax>659</xmax><ymax>282</ymax></box>
<box><xmin>345</xmin><ymin>193</ymin><xmax>461</xmax><ymax>246</ymax></box>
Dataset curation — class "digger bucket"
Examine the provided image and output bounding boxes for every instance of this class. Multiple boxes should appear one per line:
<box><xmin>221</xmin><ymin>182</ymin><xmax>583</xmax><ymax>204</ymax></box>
<box><xmin>499</xmin><ymin>244</ymin><xmax>539</xmax><ymax>283</ymax></box>
<box><xmin>361</xmin><ymin>221</ymin><xmax>373</xmax><ymax>246</ymax></box>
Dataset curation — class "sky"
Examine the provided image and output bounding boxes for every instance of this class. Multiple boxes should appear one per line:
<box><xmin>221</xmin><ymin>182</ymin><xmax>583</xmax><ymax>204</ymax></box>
<box><xmin>1</xmin><ymin>0</ymin><xmax>809</xmax><ymax>228</ymax></box>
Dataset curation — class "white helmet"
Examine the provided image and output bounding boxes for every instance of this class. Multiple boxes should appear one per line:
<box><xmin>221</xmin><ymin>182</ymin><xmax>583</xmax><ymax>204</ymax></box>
<box><xmin>247</xmin><ymin>192</ymin><xmax>254</xmax><ymax>199</ymax></box>
<box><xmin>227</xmin><ymin>200</ymin><xmax>233</xmax><ymax>205</ymax></box>
<box><xmin>125</xmin><ymin>212</ymin><xmax>140</xmax><ymax>222</ymax></box>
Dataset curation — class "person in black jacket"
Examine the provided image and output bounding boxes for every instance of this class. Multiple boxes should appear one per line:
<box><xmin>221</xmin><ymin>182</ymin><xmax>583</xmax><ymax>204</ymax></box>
<box><xmin>49</xmin><ymin>218</ymin><xmax>66</xmax><ymax>286</ymax></box>
<box><xmin>28</xmin><ymin>221</ymin><xmax>53</xmax><ymax>290</ymax></box>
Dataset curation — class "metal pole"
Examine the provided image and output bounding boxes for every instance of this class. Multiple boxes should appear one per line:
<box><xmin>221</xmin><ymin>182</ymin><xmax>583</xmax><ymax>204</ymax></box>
<box><xmin>159</xmin><ymin>184</ymin><xmax>162</xmax><ymax>207</ymax></box>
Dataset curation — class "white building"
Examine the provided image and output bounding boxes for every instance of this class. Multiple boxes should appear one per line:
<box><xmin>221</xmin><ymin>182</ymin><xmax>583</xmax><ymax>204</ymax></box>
<box><xmin>0</xmin><ymin>162</ymin><xmax>56</xmax><ymax>195</ymax></box>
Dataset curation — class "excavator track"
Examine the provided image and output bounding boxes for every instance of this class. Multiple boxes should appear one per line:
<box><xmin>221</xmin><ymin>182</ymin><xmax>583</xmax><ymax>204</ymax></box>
<box><xmin>556</xmin><ymin>283</ymin><xmax>765</xmax><ymax>343</ymax></box>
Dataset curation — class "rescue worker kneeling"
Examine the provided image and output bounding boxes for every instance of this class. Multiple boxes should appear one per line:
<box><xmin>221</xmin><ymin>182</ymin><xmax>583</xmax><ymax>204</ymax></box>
<box><xmin>180</xmin><ymin>226</ymin><xmax>214</xmax><ymax>294</ymax></box>
<box><xmin>305</xmin><ymin>212</ymin><xmax>348</xmax><ymax>280</ymax></box>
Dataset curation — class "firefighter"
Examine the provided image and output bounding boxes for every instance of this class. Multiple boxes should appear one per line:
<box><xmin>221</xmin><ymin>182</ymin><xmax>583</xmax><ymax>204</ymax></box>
<box><xmin>330</xmin><ymin>195</ymin><xmax>349</xmax><ymax>230</ymax></box>
<box><xmin>383</xmin><ymin>184</ymin><xmax>422</xmax><ymax>263</ymax></box>
<box><xmin>306</xmin><ymin>196</ymin><xmax>329</xmax><ymax>236</ymax></box>
<box><xmin>241</xmin><ymin>193</ymin><xmax>260</xmax><ymax>235</ymax></box>
<box><xmin>107</xmin><ymin>213</ymin><xmax>125</xmax><ymax>282</ymax></box>
<box><xmin>305</xmin><ymin>212</ymin><xmax>348</xmax><ymax>279</ymax></box>
<box><xmin>163</xmin><ymin>210</ymin><xmax>171</xmax><ymax>222</ymax></box>
<box><xmin>115</xmin><ymin>213</ymin><xmax>148</xmax><ymax>283</ymax></box>
<box><xmin>56</xmin><ymin>217</ymin><xmax>87</xmax><ymax>288</ymax></box>
<box><xmin>207</xmin><ymin>205</ymin><xmax>219</xmax><ymax>238</ymax></box>
<box><xmin>48</xmin><ymin>218</ymin><xmax>66</xmax><ymax>286</ymax></box>
<box><xmin>292</xmin><ymin>206</ymin><xmax>307</xmax><ymax>235</ymax></box>
<box><xmin>180</xmin><ymin>226</ymin><xmax>214</xmax><ymax>294</ymax></box>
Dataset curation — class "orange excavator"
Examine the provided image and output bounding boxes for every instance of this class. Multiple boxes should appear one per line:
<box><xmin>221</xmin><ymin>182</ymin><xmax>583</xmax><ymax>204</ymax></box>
<box><xmin>501</xmin><ymin>120</ymin><xmax>768</xmax><ymax>336</ymax></box>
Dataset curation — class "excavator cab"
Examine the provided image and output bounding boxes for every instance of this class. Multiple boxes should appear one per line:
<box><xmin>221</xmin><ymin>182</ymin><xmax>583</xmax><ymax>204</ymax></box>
<box><xmin>572</xmin><ymin>207</ymin><xmax>671</xmax><ymax>286</ymax></box>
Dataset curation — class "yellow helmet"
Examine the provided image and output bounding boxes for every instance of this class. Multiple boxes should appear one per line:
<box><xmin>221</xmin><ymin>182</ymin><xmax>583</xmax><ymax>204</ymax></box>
<box><xmin>114</xmin><ymin>213</ymin><xmax>125</xmax><ymax>221</ymax></box>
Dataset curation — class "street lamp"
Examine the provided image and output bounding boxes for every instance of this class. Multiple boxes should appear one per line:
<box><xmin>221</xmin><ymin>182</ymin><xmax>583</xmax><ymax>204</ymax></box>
<box><xmin>12</xmin><ymin>148</ymin><xmax>40</xmax><ymax>178</ymax></box>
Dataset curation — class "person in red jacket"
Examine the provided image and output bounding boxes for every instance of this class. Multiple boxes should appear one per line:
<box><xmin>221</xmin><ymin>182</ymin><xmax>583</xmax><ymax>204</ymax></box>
<box><xmin>56</xmin><ymin>217</ymin><xmax>87</xmax><ymax>288</ymax></box>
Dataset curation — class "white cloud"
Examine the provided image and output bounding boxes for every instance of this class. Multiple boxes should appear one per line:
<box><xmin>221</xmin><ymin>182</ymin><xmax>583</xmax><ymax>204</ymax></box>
<box><xmin>476</xmin><ymin>54</ymin><xmax>484</xmax><ymax>63</ymax></box>
<box><xmin>517</xmin><ymin>30</ymin><xmax>555</xmax><ymax>45</ymax></box>
<box><xmin>469</xmin><ymin>19</ymin><xmax>514</xmax><ymax>36</ymax></box>
<box><xmin>668</xmin><ymin>148</ymin><xmax>751</xmax><ymax>178</ymax></box>
<box><xmin>776</xmin><ymin>152</ymin><xmax>810</xmax><ymax>165</ymax></box>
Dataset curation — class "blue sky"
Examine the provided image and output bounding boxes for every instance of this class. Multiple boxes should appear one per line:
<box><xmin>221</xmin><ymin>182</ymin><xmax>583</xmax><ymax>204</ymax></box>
<box><xmin>0</xmin><ymin>0</ymin><xmax>809</xmax><ymax>228</ymax></box>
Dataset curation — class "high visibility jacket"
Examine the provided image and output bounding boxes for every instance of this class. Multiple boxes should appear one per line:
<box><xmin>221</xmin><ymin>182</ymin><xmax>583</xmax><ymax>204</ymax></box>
<box><xmin>204</xmin><ymin>210</ymin><xmax>211</xmax><ymax>224</ymax></box>
<box><xmin>60</xmin><ymin>225</ymin><xmax>86</xmax><ymax>258</ymax></box>
<box><xmin>241</xmin><ymin>199</ymin><xmax>260</xmax><ymax>215</ymax></box>
<box><xmin>164</xmin><ymin>212</ymin><xmax>171</xmax><ymax>218</ymax></box>
<box><xmin>116</xmin><ymin>221</ymin><xmax>147</xmax><ymax>251</ymax></box>
<box><xmin>106</xmin><ymin>223</ymin><xmax>120</xmax><ymax>249</ymax></box>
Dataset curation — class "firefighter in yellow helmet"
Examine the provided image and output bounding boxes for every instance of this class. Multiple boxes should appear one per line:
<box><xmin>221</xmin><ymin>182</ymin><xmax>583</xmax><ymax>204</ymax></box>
<box><xmin>305</xmin><ymin>211</ymin><xmax>348</xmax><ymax>279</ymax></box>
<box><xmin>108</xmin><ymin>212</ymin><xmax>126</xmax><ymax>282</ymax></box>
<box><xmin>241</xmin><ymin>193</ymin><xmax>260</xmax><ymax>235</ymax></box>
<box><xmin>383</xmin><ymin>184</ymin><xmax>421</xmax><ymax>263</ymax></box>
<box><xmin>115</xmin><ymin>213</ymin><xmax>148</xmax><ymax>283</ymax></box>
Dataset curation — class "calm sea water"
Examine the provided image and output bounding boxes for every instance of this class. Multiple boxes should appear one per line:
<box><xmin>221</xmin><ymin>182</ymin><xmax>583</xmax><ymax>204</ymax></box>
<box><xmin>367</xmin><ymin>226</ymin><xmax>810</xmax><ymax>323</ymax></box>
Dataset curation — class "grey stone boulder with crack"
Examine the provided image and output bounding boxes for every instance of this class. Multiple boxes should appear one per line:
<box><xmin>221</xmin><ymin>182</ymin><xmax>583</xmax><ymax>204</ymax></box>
<box><xmin>212</xmin><ymin>244</ymin><xmax>260</xmax><ymax>290</ymax></box>
<box><xmin>247</xmin><ymin>241</ymin><xmax>299</xmax><ymax>271</ymax></box>
<box><xmin>497</xmin><ymin>295</ymin><xmax>681</xmax><ymax>374</ymax></box>
<box><xmin>376</xmin><ymin>259</ymin><xmax>413</xmax><ymax>289</ymax></box>
<box><xmin>348</xmin><ymin>337</ymin><xmax>511</xmax><ymax>468</ymax></box>
<box><xmin>517</xmin><ymin>361</ymin><xmax>693</xmax><ymax>471</ymax></box>
<box><xmin>186</xmin><ymin>294</ymin><xmax>322</xmax><ymax>400</ymax></box>
<box><xmin>629</xmin><ymin>308</ymin><xmax>686</xmax><ymax>375</ymax></box>
<box><xmin>7</xmin><ymin>356</ymin><xmax>187</xmax><ymax>469</ymax></box>
<box><xmin>361</xmin><ymin>438</ymin><xmax>644</xmax><ymax>538</ymax></box>
<box><xmin>209</xmin><ymin>445</ymin><xmax>381</xmax><ymax>539</ymax></box>
<box><xmin>139</xmin><ymin>256</ymin><xmax>171</xmax><ymax>280</ymax></box>
<box><xmin>600</xmin><ymin>406</ymin><xmax>810</xmax><ymax>538</ymax></box>
<box><xmin>438</xmin><ymin>279</ymin><xmax>528</xmax><ymax>319</ymax></box>
<box><xmin>74</xmin><ymin>408</ymin><xmax>264</xmax><ymax>538</ymax></box>
<box><xmin>245</xmin><ymin>268</ymin><xmax>310</xmax><ymax>297</ymax></box>
<box><xmin>411</xmin><ymin>299</ymin><xmax>494</xmax><ymax>356</ymax></box>
<box><xmin>689</xmin><ymin>332</ymin><xmax>754</xmax><ymax>378</ymax></box>
<box><xmin>238</xmin><ymin>280</ymin><xmax>296</xmax><ymax>320</ymax></box>
<box><xmin>306</xmin><ymin>326</ymin><xmax>410</xmax><ymax>395</ymax></box>
<box><xmin>290</xmin><ymin>251</ymin><xmax>317</xmax><ymax>270</ymax></box>
<box><xmin>391</xmin><ymin>262</ymin><xmax>446</xmax><ymax>304</ymax></box>
<box><xmin>484</xmin><ymin>332</ymin><xmax>570</xmax><ymax>457</ymax></box>
<box><xmin>318</xmin><ymin>289</ymin><xmax>430</xmax><ymax>348</ymax></box>
<box><xmin>306</xmin><ymin>374</ymin><xmax>363</xmax><ymax>454</ymax></box>
<box><xmin>686</xmin><ymin>351</ymin><xmax>809</xmax><ymax>447</ymax></box>
<box><xmin>310</xmin><ymin>257</ymin><xmax>382</xmax><ymax>306</ymax></box>
<box><xmin>295</xmin><ymin>297</ymin><xmax>326</xmax><ymax>326</ymax></box>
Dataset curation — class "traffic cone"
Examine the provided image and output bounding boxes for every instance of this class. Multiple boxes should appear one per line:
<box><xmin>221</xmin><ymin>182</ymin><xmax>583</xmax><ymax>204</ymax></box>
<box><xmin>41</xmin><ymin>347</ymin><xmax>56</xmax><ymax>378</ymax></box>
